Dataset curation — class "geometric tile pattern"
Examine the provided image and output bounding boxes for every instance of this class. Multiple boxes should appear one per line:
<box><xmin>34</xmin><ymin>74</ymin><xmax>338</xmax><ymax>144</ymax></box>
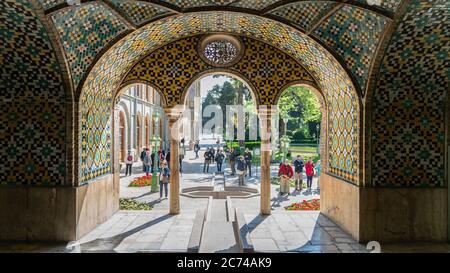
<box><xmin>231</xmin><ymin>0</ymin><xmax>280</xmax><ymax>10</ymax></box>
<box><xmin>51</xmin><ymin>2</ymin><xmax>130</xmax><ymax>90</ymax></box>
<box><xmin>268</xmin><ymin>1</ymin><xmax>337</xmax><ymax>31</ymax></box>
<box><xmin>79</xmin><ymin>12</ymin><xmax>360</xmax><ymax>184</ymax></box>
<box><xmin>37</xmin><ymin>0</ymin><xmax>65</xmax><ymax>10</ymax></box>
<box><xmin>371</xmin><ymin>0</ymin><xmax>450</xmax><ymax>187</ymax></box>
<box><xmin>124</xmin><ymin>35</ymin><xmax>316</xmax><ymax>106</ymax></box>
<box><xmin>315</xmin><ymin>5</ymin><xmax>388</xmax><ymax>91</ymax></box>
<box><xmin>107</xmin><ymin>0</ymin><xmax>173</xmax><ymax>26</ymax></box>
<box><xmin>0</xmin><ymin>0</ymin><xmax>66</xmax><ymax>186</ymax></box>
<box><xmin>161</xmin><ymin>0</ymin><xmax>235</xmax><ymax>9</ymax></box>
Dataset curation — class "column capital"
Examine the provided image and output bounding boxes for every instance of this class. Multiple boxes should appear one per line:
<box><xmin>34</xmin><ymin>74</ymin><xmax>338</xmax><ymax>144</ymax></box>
<box><xmin>164</xmin><ymin>106</ymin><xmax>185</xmax><ymax>121</ymax></box>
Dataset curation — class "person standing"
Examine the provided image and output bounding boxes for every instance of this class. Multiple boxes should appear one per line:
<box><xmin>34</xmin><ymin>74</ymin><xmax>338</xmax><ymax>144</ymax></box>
<box><xmin>125</xmin><ymin>151</ymin><xmax>133</xmax><ymax>176</ymax></box>
<box><xmin>159</xmin><ymin>160</ymin><xmax>170</xmax><ymax>199</ymax></box>
<box><xmin>244</xmin><ymin>148</ymin><xmax>252</xmax><ymax>177</ymax></box>
<box><xmin>228</xmin><ymin>148</ymin><xmax>237</xmax><ymax>175</ymax></box>
<box><xmin>194</xmin><ymin>141</ymin><xmax>200</xmax><ymax>159</ymax></box>
<box><xmin>293</xmin><ymin>155</ymin><xmax>304</xmax><ymax>191</ymax></box>
<box><xmin>278</xmin><ymin>159</ymin><xmax>294</xmax><ymax>195</ymax></box>
<box><xmin>140</xmin><ymin>147</ymin><xmax>147</xmax><ymax>172</ymax></box>
<box><xmin>315</xmin><ymin>160</ymin><xmax>321</xmax><ymax>191</ymax></box>
<box><xmin>210</xmin><ymin>147</ymin><xmax>216</xmax><ymax>163</ymax></box>
<box><xmin>143</xmin><ymin>150</ymin><xmax>152</xmax><ymax>176</ymax></box>
<box><xmin>165</xmin><ymin>150</ymin><xmax>171</xmax><ymax>167</ymax></box>
<box><xmin>236</xmin><ymin>155</ymin><xmax>247</xmax><ymax>186</ymax></box>
<box><xmin>150</xmin><ymin>150</ymin><xmax>155</xmax><ymax>173</ymax></box>
<box><xmin>305</xmin><ymin>158</ymin><xmax>315</xmax><ymax>190</ymax></box>
<box><xmin>215</xmin><ymin>149</ymin><xmax>225</xmax><ymax>173</ymax></box>
<box><xmin>203</xmin><ymin>148</ymin><xmax>212</xmax><ymax>173</ymax></box>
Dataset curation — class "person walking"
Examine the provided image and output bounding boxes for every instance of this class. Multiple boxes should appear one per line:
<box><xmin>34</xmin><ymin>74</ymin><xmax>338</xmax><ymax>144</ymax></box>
<box><xmin>315</xmin><ymin>160</ymin><xmax>321</xmax><ymax>191</ymax></box>
<box><xmin>140</xmin><ymin>147</ymin><xmax>147</xmax><ymax>172</ymax></box>
<box><xmin>293</xmin><ymin>155</ymin><xmax>304</xmax><ymax>191</ymax></box>
<box><xmin>194</xmin><ymin>141</ymin><xmax>200</xmax><ymax>159</ymax></box>
<box><xmin>236</xmin><ymin>155</ymin><xmax>247</xmax><ymax>186</ymax></box>
<box><xmin>125</xmin><ymin>151</ymin><xmax>133</xmax><ymax>176</ymax></box>
<box><xmin>143</xmin><ymin>150</ymin><xmax>152</xmax><ymax>176</ymax></box>
<box><xmin>215</xmin><ymin>149</ymin><xmax>225</xmax><ymax>173</ymax></box>
<box><xmin>203</xmin><ymin>148</ymin><xmax>212</xmax><ymax>173</ymax></box>
<box><xmin>278</xmin><ymin>159</ymin><xmax>294</xmax><ymax>195</ymax></box>
<box><xmin>159</xmin><ymin>160</ymin><xmax>170</xmax><ymax>199</ymax></box>
<box><xmin>228</xmin><ymin>148</ymin><xmax>237</xmax><ymax>175</ymax></box>
<box><xmin>305</xmin><ymin>158</ymin><xmax>315</xmax><ymax>190</ymax></box>
<box><xmin>244</xmin><ymin>148</ymin><xmax>252</xmax><ymax>177</ymax></box>
<box><xmin>165</xmin><ymin>150</ymin><xmax>171</xmax><ymax>167</ymax></box>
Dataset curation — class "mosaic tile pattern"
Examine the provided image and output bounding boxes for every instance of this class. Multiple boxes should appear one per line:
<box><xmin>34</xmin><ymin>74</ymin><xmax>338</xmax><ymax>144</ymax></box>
<box><xmin>371</xmin><ymin>0</ymin><xmax>450</xmax><ymax>187</ymax></box>
<box><xmin>37</xmin><ymin>0</ymin><xmax>66</xmax><ymax>10</ymax></box>
<box><xmin>268</xmin><ymin>1</ymin><xmax>336</xmax><ymax>31</ymax></box>
<box><xmin>161</xmin><ymin>0</ymin><xmax>235</xmax><ymax>9</ymax></box>
<box><xmin>0</xmin><ymin>0</ymin><xmax>66</xmax><ymax>186</ymax></box>
<box><xmin>124</xmin><ymin>35</ymin><xmax>316</xmax><ymax>106</ymax></box>
<box><xmin>51</xmin><ymin>2</ymin><xmax>130</xmax><ymax>90</ymax></box>
<box><xmin>315</xmin><ymin>5</ymin><xmax>388</xmax><ymax>91</ymax></box>
<box><xmin>231</xmin><ymin>0</ymin><xmax>280</xmax><ymax>10</ymax></box>
<box><xmin>79</xmin><ymin>12</ymin><xmax>360</xmax><ymax>184</ymax></box>
<box><xmin>107</xmin><ymin>0</ymin><xmax>173</xmax><ymax>26</ymax></box>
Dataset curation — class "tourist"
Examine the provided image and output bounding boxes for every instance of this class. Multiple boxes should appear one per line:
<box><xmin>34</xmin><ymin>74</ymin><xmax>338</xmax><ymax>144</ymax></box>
<box><xmin>203</xmin><ymin>148</ymin><xmax>212</xmax><ymax>173</ymax></box>
<box><xmin>194</xmin><ymin>140</ymin><xmax>200</xmax><ymax>159</ymax></box>
<box><xmin>165</xmin><ymin>150</ymin><xmax>171</xmax><ymax>167</ymax></box>
<box><xmin>211</xmin><ymin>147</ymin><xmax>216</xmax><ymax>163</ymax></box>
<box><xmin>215</xmin><ymin>149</ymin><xmax>225</xmax><ymax>173</ymax></box>
<box><xmin>125</xmin><ymin>151</ymin><xmax>133</xmax><ymax>176</ymax></box>
<box><xmin>278</xmin><ymin>159</ymin><xmax>294</xmax><ymax>195</ymax></box>
<box><xmin>315</xmin><ymin>160</ymin><xmax>321</xmax><ymax>191</ymax></box>
<box><xmin>236</xmin><ymin>155</ymin><xmax>247</xmax><ymax>186</ymax></box>
<box><xmin>179</xmin><ymin>153</ymin><xmax>184</xmax><ymax>173</ymax></box>
<box><xmin>140</xmin><ymin>147</ymin><xmax>147</xmax><ymax>172</ymax></box>
<box><xmin>150</xmin><ymin>149</ymin><xmax>155</xmax><ymax>173</ymax></box>
<box><xmin>293</xmin><ymin>155</ymin><xmax>304</xmax><ymax>191</ymax></box>
<box><xmin>244</xmin><ymin>148</ymin><xmax>252</xmax><ymax>177</ymax></box>
<box><xmin>228</xmin><ymin>148</ymin><xmax>237</xmax><ymax>175</ymax></box>
<box><xmin>143</xmin><ymin>149</ymin><xmax>152</xmax><ymax>176</ymax></box>
<box><xmin>159</xmin><ymin>160</ymin><xmax>170</xmax><ymax>199</ymax></box>
<box><xmin>305</xmin><ymin>158</ymin><xmax>315</xmax><ymax>190</ymax></box>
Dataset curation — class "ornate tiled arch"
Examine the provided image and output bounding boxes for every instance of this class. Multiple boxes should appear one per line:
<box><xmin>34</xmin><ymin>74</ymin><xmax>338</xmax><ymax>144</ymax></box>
<box><xmin>78</xmin><ymin>12</ymin><xmax>361</xmax><ymax>184</ymax></box>
<box><xmin>123</xmin><ymin>35</ymin><xmax>317</xmax><ymax>106</ymax></box>
<box><xmin>50</xmin><ymin>1</ymin><xmax>132</xmax><ymax>90</ymax></box>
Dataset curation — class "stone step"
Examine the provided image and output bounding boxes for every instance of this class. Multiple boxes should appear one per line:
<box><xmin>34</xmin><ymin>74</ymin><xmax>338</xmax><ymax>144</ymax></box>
<box><xmin>199</xmin><ymin>222</ymin><xmax>239</xmax><ymax>253</ymax></box>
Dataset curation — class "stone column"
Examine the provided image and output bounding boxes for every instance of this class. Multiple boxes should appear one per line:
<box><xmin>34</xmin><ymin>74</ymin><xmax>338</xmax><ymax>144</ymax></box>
<box><xmin>164</xmin><ymin>107</ymin><xmax>184</xmax><ymax>215</ymax></box>
<box><xmin>258</xmin><ymin>107</ymin><xmax>276</xmax><ymax>215</ymax></box>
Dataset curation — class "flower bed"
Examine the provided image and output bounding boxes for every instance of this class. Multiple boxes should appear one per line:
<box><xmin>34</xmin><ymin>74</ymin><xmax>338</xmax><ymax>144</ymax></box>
<box><xmin>120</xmin><ymin>198</ymin><xmax>152</xmax><ymax>210</ymax></box>
<box><xmin>285</xmin><ymin>199</ymin><xmax>320</xmax><ymax>211</ymax></box>
<box><xmin>128</xmin><ymin>175</ymin><xmax>152</xmax><ymax>187</ymax></box>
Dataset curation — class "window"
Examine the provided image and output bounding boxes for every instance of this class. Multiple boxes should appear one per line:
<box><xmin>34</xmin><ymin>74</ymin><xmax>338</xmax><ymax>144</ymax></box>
<box><xmin>199</xmin><ymin>34</ymin><xmax>243</xmax><ymax>67</ymax></box>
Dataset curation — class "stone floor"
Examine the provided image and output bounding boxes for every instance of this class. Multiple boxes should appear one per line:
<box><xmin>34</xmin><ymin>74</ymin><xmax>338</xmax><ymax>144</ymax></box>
<box><xmin>1</xmin><ymin>138</ymin><xmax>449</xmax><ymax>253</ymax></box>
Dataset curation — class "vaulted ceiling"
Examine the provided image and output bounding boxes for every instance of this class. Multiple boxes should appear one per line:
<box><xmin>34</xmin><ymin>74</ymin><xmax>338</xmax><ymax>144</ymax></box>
<box><xmin>32</xmin><ymin>0</ymin><xmax>404</xmax><ymax>95</ymax></box>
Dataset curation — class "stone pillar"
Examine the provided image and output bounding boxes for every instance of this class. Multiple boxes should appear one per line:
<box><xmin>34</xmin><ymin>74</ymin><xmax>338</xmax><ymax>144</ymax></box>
<box><xmin>258</xmin><ymin>107</ymin><xmax>276</xmax><ymax>215</ymax></box>
<box><xmin>164</xmin><ymin>107</ymin><xmax>184</xmax><ymax>215</ymax></box>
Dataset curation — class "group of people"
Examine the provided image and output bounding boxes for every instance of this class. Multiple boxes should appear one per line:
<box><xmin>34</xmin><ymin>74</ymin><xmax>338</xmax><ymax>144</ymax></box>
<box><xmin>201</xmin><ymin>147</ymin><xmax>253</xmax><ymax>186</ymax></box>
<box><xmin>122</xmin><ymin>147</ymin><xmax>172</xmax><ymax>200</ymax></box>
<box><xmin>203</xmin><ymin>147</ymin><xmax>225</xmax><ymax>173</ymax></box>
<box><xmin>278</xmin><ymin>155</ymin><xmax>321</xmax><ymax>195</ymax></box>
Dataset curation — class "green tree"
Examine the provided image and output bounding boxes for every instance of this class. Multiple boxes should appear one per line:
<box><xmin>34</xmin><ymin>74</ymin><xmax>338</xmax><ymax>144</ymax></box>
<box><xmin>277</xmin><ymin>86</ymin><xmax>322</xmax><ymax>141</ymax></box>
